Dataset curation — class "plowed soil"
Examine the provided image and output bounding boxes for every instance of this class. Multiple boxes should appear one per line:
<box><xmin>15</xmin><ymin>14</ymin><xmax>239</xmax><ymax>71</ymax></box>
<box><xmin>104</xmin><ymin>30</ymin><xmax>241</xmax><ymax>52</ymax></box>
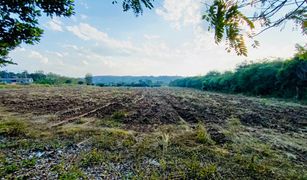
<box><xmin>0</xmin><ymin>87</ymin><xmax>306</xmax><ymax>132</ymax></box>
<box><xmin>0</xmin><ymin>86</ymin><xmax>307</xmax><ymax>179</ymax></box>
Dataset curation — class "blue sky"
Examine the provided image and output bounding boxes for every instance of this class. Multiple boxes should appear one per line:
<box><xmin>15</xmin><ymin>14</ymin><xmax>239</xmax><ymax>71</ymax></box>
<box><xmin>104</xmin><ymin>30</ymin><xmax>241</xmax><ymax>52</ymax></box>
<box><xmin>4</xmin><ymin>0</ymin><xmax>306</xmax><ymax>77</ymax></box>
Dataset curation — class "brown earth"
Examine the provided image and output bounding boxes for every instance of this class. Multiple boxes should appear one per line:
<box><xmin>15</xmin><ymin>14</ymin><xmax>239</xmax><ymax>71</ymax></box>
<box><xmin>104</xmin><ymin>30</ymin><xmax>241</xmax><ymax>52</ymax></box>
<box><xmin>0</xmin><ymin>86</ymin><xmax>306</xmax><ymax>133</ymax></box>
<box><xmin>0</xmin><ymin>86</ymin><xmax>306</xmax><ymax>179</ymax></box>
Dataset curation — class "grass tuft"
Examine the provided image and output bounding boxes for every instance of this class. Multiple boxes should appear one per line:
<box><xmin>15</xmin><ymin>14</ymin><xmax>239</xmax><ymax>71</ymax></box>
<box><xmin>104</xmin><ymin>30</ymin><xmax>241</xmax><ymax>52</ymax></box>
<box><xmin>0</xmin><ymin>118</ymin><xmax>28</xmax><ymax>137</ymax></box>
<box><xmin>195</xmin><ymin>123</ymin><xmax>215</xmax><ymax>145</ymax></box>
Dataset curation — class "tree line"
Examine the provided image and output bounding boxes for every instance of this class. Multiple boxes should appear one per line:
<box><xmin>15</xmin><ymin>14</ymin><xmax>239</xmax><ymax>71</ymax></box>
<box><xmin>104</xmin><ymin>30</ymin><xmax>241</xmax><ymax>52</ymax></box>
<box><xmin>0</xmin><ymin>71</ymin><xmax>83</xmax><ymax>85</ymax></box>
<box><xmin>96</xmin><ymin>79</ymin><xmax>164</xmax><ymax>87</ymax></box>
<box><xmin>170</xmin><ymin>45</ymin><xmax>307</xmax><ymax>100</ymax></box>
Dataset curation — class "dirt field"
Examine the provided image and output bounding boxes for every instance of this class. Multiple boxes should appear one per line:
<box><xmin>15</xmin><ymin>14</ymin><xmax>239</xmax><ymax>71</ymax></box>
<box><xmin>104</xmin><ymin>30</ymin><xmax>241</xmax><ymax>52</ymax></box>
<box><xmin>0</xmin><ymin>86</ymin><xmax>306</xmax><ymax>179</ymax></box>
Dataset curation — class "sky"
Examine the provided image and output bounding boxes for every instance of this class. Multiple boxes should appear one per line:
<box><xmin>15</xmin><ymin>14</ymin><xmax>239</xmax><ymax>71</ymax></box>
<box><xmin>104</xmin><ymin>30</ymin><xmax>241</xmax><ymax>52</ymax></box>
<box><xmin>4</xmin><ymin>0</ymin><xmax>306</xmax><ymax>77</ymax></box>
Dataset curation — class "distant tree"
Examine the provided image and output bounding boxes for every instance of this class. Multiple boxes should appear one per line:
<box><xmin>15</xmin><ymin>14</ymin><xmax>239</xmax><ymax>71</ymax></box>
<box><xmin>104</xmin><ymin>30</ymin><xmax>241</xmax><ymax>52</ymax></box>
<box><xmin>29</xmin><ymin>71</ymin><xmax>46</xmax><ymax>82</ymax></box>
<box><xmin>78</xmin><ymin>80</ymin><xmax>84</xmax><ymax>85</ymax></box>
<box><xmin>170</xmin><ymin>46</ymin><xmax>307</xmax><ymax>100</ymax></box>
<box><xmin>277</xmin><ymin>45</ymin><xmax>307</xmax><ymax>99</ymax></box>
<box><xmin>96</xmin><ymin>83</ymin><xmax>105</xmax><ymax>87</ymax></box>
<box><xmin>85</xmin><ymin>73</ymin><xmax>93</xmax><ymax>85</ymax></box>
<box><xmin>65</xmin><ymin>79</ymin><xmax>72</xmax><ymax>84</ymax></box>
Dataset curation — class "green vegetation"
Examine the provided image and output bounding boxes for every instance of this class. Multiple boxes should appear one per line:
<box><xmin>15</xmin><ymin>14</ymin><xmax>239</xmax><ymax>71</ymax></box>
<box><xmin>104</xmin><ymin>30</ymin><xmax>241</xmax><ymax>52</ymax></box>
<box><xmin>0</xmin><ymin>118</ymin><xmax>28</xmax><ymax>137</ymax></box>
<box><xmin>170</xmin><ymin>48</ymin><xmax>307</xmax><ymax>100</ymax></box>
<box><xmin>0</xmin><ymin>71</ymin><xmax>81</xmax><ymax>85</ymax></box>
<box><xmin>195</xmin><ymin>124</ymin><xmax>215</xmax><ymax>145</ymax></box>
<box><xmin>0</xmin><ymin>0</ymin><xmax>74</xmax><ymax>66</ymax></box>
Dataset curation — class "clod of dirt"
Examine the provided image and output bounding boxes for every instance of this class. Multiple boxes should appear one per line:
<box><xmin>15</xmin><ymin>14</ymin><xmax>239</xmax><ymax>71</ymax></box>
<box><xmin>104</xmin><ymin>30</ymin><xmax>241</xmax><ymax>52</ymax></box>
<box><xmin>207</xmin><ymin>126</ymin><xmax>231</xmax><ymax>144</ymax></box>
<box><xmin>239</xmin><ymin>112</ymin><xmax>269</xmax><ymax>127</ymax></box>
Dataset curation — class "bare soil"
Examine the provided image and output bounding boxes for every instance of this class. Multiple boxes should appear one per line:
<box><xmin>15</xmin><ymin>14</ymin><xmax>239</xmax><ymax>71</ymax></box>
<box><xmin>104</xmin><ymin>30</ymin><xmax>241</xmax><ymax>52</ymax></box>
<box><xmin>0</xmin><ymin>86</ymin><xmax>306</xmax><ymax>179</ymax></box>
<box><xmin>0</xmin><ymin>87</ymin><xmax>306</xmax><ymax>132</ymax></box>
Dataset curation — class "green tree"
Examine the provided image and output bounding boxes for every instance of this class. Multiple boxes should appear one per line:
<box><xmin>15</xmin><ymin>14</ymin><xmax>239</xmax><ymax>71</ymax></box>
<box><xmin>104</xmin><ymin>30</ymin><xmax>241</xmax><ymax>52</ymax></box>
<box><xmin>203</xmin><ymin>0</ymin><xmax>306</xmax><ymax>56</ymax></box>
<box><xmin>277</xmin><ymin>45</ymin><xmax>307</xmax><ymax>99</ymax></box>
<box><xmin>85</xmin><ymin>73</ymin><xmax>93</xmax><ymax>85</ymax></box>
<box><xmin>65</xmin><ymin>79</ymin><xmax>72</xmax><ymax>84</ymax></box>
<box><xmin>0</xmin><ymin>0</ymin><xmax>75</xmax><ymax>66</ymax></box>
<box><xmin>170</xmin><ymin>46</ymin><xmax>307</xmax><ymax>100</ymax></box>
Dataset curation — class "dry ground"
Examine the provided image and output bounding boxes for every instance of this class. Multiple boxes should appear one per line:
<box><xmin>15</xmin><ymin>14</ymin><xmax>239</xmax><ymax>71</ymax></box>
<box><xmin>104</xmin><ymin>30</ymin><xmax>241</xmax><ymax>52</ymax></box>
<box><xmin>0</xmin><ymin>86</ymin><xmax>306</xmax><ymax>179</ymax></box>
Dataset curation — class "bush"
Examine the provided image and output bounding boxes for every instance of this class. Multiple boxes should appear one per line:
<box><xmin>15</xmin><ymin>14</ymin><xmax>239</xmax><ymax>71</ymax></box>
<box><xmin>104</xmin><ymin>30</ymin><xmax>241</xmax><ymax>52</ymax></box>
<box><xmin>170</xmin><ymin>49</ymin><xmax>307</xmax><ymax>100</ymax></box>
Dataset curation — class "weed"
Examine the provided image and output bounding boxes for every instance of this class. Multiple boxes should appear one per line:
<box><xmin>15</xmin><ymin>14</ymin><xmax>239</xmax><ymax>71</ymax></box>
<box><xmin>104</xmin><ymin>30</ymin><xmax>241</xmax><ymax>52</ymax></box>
<box><xmin>57</xmin><ymin>126</ymin><xmax>99</xmax><ymax>141</ymax></box>
<box><xmin>59</xmin><ymin>169</ymin><xmax>84</xmax><ymax>180</ymax></box>
<box><xmin>134</xmin><ymin>136</ymin><xmax>158</xmax><ymax>158</ymax></box>
<box><xmin>52</xmin><ymin>162</ymin><xmax>85</xmax><ymax>179</ymax></box>
<box><xmin>0</xmin><ymin>118</ymin><xmax>28</xmax><ymax>137</ymax></box>
<box><xmin>21</xmin><ymin>158</ymin><xmax>37</xmax><ymax>168</ymax></box>
<box><xmin>94</xmin><ymin>132</ymin><xmax>117</xmax><ymax>150</ymax></box>
<box><xmin>227</xmin><ymin>117</ymin><xmax>241</xmax><ymax>132</ymax></box>
<box><xmin>111</xmin><ymin>111</ymin><xmax>127</xmax><ymax>120</ymax></box>
<box><xmin>160</xmin><ymin>133</ymin><xmax>170</xmax><ymax>156</ymax></box>
<box><xmin>234</xmin><ymin>154</ymin><xmax>274</xmax><ymax>178</ymax></box>
<box><xmin>223</xmin><ymin>117</ymin><xmax>242</xmax><ymax>140</ymax></box>
<box><xmin>122</xmin><ymin>134</ymin><xmax>137</xmax><ymax>148</ymax></box>
<box><xmin>195</xmin><ymin>123</ymin><xmax>215</xmax><ymax>145</ymax></box>
<box><xmin>0</xmin><ymin>161</ymin><xmax>19</xmax><ymax>175</ymax></box>
<box><xmin>184</xmin><ymin>155</ymin><xmax>217</xmax><ymax>179</ymax></box>
<box><xmin>74</xmin><ymin>118</ymin><xmax>88</xmax><ymax>124</ymax></box>
<box><xmin>80</xmin><ymin>149</ymin><xmax>104</xmax><ymax>167</ymax></box>
<box><xmin>96</xmin><ymin>118</ymin><xmax>122</xmax><ymax>128</ymax></box>
<box><xmin>198</xmin><ymin>164</ymin><xmax>218</xmax><ymax>179</ymax></box>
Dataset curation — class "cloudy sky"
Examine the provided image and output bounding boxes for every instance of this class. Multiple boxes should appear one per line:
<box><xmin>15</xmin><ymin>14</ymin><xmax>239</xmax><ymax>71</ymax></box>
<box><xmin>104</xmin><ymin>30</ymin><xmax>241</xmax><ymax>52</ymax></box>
<box><xmin>4</xmin><ymin>0</ymin><xmax>305</xmax><ymax>77</ymax></box>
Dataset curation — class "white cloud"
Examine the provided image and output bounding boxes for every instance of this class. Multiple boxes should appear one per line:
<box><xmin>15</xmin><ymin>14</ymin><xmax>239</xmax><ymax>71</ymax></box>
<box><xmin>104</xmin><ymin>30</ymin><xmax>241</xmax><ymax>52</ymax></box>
<box><xmin>82</xmin><ymin>60</ymin><xmax>89</xmax><ymax>65</ymax></box>
<box><xmin>15</xmin><ymin>47</ymin><xmax>26</xmax><ymax>52</ymax></box>
<box><xmin>66</xmin><ymin>23</ymin><xmax>139</xmax><ymax>52</ymax></box>
<box><xmin>55</xmin><ymin>52</ymin><xmax>64</xmax><ymax>58</ymax></box>
<box><xmin>80</xmin><ymin>0</ymin><xmax>89</xmax><ymax>9</ymax></box>
<box><xmin>156</xmin><ymin>0</ymin><xmax>202</xmax><ymax>30</ymax></box>
<box><xmin>45</xmin><ymin>18</ymin><xmax>63</xmax><ymax>32</ymax></box>
<box><xmin>29</xmin><ymin>51</ymin><xmax>49</xmax><ymax>64</ymax></box>
<box><xmin>144</xmin><ymin>34</ymin><xmax>160</xmax><ymax>40</ymax></box>
<box><xmin>61</xmin><ymin>21</ymin><xmax>242</xmax><ymax>76</ymax></box>
<box><xmin>80</xmin><ymin>14</ymin><xmax>88</xmax><ymax>20</ymax></box>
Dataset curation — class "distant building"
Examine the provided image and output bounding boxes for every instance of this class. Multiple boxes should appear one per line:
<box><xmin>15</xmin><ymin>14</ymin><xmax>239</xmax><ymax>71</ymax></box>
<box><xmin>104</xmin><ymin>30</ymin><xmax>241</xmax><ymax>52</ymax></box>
<box><xmin>0</xmin><ymin>78</ymin><xmax>33</xmax><ymax>84</ymax></box>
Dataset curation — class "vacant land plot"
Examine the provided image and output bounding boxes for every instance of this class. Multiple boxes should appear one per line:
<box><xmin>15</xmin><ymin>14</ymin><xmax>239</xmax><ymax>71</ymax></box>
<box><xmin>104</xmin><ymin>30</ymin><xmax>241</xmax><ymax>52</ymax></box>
<box><xmin>0</xmin><ymin>86</ymin><xmax>306</xmax><ymax>179</ymax></box>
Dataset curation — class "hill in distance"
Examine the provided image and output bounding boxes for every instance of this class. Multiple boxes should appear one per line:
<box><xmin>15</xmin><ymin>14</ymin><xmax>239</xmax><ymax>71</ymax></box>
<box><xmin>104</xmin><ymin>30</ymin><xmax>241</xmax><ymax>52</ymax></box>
<box><xmin>92</xmin><ymin>75</ymin><xmax>182</xmax><ymax>85</ymax></box>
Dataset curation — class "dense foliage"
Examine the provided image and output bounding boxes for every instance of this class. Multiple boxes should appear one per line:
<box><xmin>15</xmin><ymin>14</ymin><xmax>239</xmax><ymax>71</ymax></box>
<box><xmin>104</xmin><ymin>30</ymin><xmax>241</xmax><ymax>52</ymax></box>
<box><xmin>170</xmin><ymin>50</ymin><xmax>307</xmax><ymax>100</ymax></box>
<box><xmin>0</xmin><ymin>0</ymin><xmax>74</xmax><ymax>66</ymax></box>
<box><xmin>203</xmin><ymin>0</ymin><xmax>306</xmax><ymax>56</ymax></box>
<box><xmin>0</xmin><ymin>71</ymin><xmax>80</xmax><ymax>85</ymax></box>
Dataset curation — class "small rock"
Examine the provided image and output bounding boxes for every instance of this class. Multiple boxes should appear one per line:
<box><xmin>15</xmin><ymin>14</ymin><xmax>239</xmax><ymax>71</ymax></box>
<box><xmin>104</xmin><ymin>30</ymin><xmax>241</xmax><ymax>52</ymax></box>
<box><xmin>148</xmin><ymin>159</ymin><xmax>160</xmax><ymax>166</ymax></box>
